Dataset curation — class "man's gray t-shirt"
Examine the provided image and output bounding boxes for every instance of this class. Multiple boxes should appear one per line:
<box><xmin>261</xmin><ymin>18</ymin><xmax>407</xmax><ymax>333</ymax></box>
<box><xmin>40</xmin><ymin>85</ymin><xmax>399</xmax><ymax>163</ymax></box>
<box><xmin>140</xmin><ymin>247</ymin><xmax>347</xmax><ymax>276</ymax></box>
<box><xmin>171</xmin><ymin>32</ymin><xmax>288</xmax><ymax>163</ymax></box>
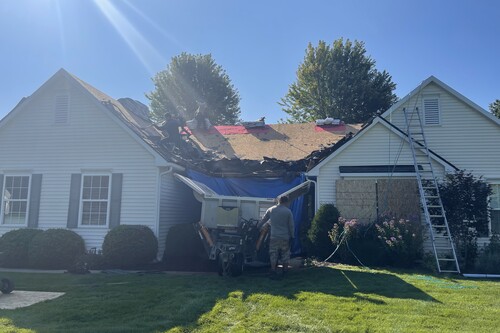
<box><xmin>261</xmin><ymin>204</ymin><xmax>294</xmax><ymax>240</ymax></box>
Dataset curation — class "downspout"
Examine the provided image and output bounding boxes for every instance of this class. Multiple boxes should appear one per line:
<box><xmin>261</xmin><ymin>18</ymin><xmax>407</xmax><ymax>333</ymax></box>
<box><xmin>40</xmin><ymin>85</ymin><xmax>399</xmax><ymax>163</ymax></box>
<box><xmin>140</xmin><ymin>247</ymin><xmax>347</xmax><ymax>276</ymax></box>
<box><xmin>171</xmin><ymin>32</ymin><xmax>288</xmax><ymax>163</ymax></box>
<box><xmin>155</xmin><ymin>164</ymin><xmax>184</xmax><ymax>261</ymax></box>
<box><xmin>306</xmin><ymin>176</ymin><xmax>319</xmax><ymax>213</ymax></box>
<box><xmin>463</xmin><ymin>274</ymin><xmax>500</xmax><ymax>279</ymax></box>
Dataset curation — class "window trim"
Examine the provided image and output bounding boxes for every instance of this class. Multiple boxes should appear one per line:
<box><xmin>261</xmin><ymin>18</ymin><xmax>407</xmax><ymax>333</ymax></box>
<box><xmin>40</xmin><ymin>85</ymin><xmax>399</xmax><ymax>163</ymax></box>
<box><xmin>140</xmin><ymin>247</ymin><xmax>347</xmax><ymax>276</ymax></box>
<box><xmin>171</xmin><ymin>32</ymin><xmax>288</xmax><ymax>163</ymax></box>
<box><xmin>78</xmin><ymin>173</ymin><xmax>111</xmax><ymax>228</ymax></box>
<box><xmin>1</xmin><ymin>174</ymin><xmax>31</xmax><ymax>226</ymax></box>
<box><xmin>488</xmin><ymin>183</ymin><xmax>500</xmax><ymax>236</ymax></box>
<box><xmin>422</xmin><ymin>94</ymin><xmax>441</xmax><ymax>126</ymax></box>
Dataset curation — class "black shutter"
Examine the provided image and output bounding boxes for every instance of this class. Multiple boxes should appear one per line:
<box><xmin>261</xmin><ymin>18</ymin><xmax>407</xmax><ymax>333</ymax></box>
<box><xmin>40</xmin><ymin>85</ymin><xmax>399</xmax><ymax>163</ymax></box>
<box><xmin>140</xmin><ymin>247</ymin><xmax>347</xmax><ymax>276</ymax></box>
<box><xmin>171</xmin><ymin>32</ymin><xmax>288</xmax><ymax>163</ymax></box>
<box><xmin>67</xmin><ymin>174</ymin><xmax>81</xmax><ymax>228</ymax></box>
<box><xmin>27</xmin><ymin>174</ymin><xmax>42</xmax><ymax>228</ymax></box>
<box><xmin>0</xmin><ymin>175</ymin><xmax>4</xmax><ymax>218</ymax></box>
<box><xmin>109</xmin><ymin>173</ymin><xmax>123</xmax><ymax>228</ymax></box>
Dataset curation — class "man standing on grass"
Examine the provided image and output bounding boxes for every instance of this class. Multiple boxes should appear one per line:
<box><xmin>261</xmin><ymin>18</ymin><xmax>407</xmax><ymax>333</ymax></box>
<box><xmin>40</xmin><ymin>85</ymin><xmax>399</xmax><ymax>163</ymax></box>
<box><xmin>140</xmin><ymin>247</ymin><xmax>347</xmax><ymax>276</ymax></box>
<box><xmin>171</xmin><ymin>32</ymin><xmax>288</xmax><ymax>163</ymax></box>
<box><xmin>258</xmin><ymin>195</ymin><xmax>294</xmax><ymax>279</ymax></box>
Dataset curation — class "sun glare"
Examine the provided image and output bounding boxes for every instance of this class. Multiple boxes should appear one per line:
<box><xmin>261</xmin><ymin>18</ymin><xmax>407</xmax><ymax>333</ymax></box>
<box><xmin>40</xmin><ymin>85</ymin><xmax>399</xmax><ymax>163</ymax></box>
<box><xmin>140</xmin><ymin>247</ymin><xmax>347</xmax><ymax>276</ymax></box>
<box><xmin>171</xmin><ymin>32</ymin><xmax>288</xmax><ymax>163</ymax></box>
<box><xmin>92</xmin><ymin>0</ymin><xmax>166</xmax><ymax>74</ymax></box>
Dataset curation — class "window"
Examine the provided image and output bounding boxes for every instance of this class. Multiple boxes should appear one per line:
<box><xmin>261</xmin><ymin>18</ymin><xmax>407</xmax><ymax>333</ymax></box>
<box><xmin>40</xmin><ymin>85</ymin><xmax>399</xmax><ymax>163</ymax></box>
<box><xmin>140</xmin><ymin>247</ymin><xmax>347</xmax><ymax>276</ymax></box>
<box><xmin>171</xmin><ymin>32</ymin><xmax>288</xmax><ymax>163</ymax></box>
<box><xmin>2</xmin><ymin>176</ymin><xmax>30</xmax><ymax>225</ymax></box>
<box><xmin>423</xmin><ymin>96</ymin><xmax>440</xmax><ymax>125</ymax></box>
<box><xmin>80</xmin><ymin>175</ymin><xmax>110</xmax><ymax>226</ymax></box>
<box><xmin>490</xmin><ymin>184</ymin><xmax>500</xmax><ymax>234</ymax></box>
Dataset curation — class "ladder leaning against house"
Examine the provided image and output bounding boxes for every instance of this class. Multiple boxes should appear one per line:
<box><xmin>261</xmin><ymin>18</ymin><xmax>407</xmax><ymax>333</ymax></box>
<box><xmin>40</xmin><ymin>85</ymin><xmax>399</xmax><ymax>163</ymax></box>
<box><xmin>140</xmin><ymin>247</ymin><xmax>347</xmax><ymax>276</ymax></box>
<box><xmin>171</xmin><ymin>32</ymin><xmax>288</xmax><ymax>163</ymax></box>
<box><xmin>403</xmin><ymin>107</ymin><xmax>461</xmax><ymax>273</ymax></box>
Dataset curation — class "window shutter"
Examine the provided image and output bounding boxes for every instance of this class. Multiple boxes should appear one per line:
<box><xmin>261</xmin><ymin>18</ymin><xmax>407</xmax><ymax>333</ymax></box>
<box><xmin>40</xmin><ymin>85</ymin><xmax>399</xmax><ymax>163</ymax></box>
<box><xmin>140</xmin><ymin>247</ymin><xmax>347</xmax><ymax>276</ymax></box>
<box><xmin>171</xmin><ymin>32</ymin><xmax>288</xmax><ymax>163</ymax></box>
<box><xmin>109</xmin><ymin>173</ymin><xmax>123</xmax><ymax>228</ymax></box>
<box><xmin>27</xmin><ymin>174</ymin><xmax>42</xmax><ymax>228</ymax></box>
<box><xmin>67</xmin><ymin>174</ymin><xmax>82</xmax><ymax>228</ymax></box>
<box><xmin>0</xmin><ymin>175</ymin><xmax>4</xmax><ymax>217</ymax></box>
<box><xmin>424</xmin><ymin>98</ymin><xmax>440</xmax><ymax>125</ymax></box>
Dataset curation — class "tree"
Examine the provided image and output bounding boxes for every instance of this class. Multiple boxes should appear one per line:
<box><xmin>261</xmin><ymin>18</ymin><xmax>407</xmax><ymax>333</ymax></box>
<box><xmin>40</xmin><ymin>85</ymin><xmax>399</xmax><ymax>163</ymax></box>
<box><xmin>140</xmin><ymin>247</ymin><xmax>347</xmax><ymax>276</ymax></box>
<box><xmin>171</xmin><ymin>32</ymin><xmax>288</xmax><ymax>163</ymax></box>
<box><xmin>147</xmin><ymin>53</ymin><xmax>241</xmax><ymax>124</ymax></box>
<box><xmin>280</xmin><ymin>39</ymin><xmax>398</xmax><ymax>123</ymax></box>
<box><xmin>490</xmin><ymin>99</ymin><xmax>500</xmax><ymax>119</ymax></box>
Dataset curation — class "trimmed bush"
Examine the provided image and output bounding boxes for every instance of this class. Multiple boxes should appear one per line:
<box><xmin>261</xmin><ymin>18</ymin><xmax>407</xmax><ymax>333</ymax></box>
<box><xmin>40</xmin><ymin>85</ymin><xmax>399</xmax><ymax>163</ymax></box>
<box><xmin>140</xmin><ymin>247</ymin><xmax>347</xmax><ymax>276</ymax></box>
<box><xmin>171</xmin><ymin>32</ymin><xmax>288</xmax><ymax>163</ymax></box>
<box><xmin>28</xmin><ymin>229</ymin><xmax>86</xmax><ymax>269</ymax></box>
<box><xmin>475</xmin><ymin>234</ymin><xmax>500</xmax><ymax>274</ymax></box>
<box><xmin>0</xmin><ymin>229</ymin><xmax>43</xmax><ymax>268</ymax></box>
<box><xmin>307</xmin><ymin>204</ymin><xmax>340</xmax><ymax>260</ymax></box>
<box><xmin>102</xmin><ymin>225</ymin><xmax>158</xmax><ymax>269</ymax></box>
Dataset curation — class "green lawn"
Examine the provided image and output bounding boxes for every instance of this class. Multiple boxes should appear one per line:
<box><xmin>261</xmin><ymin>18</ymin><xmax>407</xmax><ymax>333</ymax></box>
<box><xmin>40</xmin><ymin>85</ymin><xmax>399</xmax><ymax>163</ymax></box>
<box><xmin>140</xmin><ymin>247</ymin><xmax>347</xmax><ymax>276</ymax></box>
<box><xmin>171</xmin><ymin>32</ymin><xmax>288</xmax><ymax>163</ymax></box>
<box><xmin>0</xmin><ymin>265</ymin><xmax>498</xmax><ymax>333</ymax></box>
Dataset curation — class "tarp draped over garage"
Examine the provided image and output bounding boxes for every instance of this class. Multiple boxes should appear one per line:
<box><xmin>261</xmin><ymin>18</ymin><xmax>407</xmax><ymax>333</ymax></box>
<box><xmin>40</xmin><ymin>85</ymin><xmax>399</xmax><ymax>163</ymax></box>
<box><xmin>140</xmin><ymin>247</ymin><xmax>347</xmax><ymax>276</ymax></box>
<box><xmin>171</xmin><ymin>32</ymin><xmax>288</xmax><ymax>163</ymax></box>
<box><xmin>186</xmin><ymin>169</ymin><xmax>307</xmax><ymax>253</ymax></box>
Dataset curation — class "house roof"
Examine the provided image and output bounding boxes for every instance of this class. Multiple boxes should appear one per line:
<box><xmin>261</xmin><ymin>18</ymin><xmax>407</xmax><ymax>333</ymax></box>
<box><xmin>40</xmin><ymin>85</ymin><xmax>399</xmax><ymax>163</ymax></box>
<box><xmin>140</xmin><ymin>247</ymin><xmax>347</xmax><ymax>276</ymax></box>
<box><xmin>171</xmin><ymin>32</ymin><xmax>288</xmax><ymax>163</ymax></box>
<box><xmin>0</xmin><ymin>69</ymin><xmax>361</xmax><ymax>177</ymax></box>
<box><xmin>188</xmin><ymin>123</ymin><xmax>362</xmax><ymax>161</ymax></box>
<box><xmin>64</xmin><ymin>70</ymin><xmax>363</xmax><ymax>176</ymax></box>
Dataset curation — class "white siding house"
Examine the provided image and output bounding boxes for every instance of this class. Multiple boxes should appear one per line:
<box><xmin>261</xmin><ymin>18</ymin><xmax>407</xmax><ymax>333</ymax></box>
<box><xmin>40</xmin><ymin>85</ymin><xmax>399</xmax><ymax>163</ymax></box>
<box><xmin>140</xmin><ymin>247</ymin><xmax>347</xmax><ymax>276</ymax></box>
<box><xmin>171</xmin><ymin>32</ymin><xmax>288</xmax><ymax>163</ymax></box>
<box><xmin>307</xmin><ymin>76</ymin><xmax>500</xmax><ymax>236</ymax></box>
<box><xmin>0</xmin><ymin>69</ymin><xmax>198</xmax><ymax>259</ymax></box>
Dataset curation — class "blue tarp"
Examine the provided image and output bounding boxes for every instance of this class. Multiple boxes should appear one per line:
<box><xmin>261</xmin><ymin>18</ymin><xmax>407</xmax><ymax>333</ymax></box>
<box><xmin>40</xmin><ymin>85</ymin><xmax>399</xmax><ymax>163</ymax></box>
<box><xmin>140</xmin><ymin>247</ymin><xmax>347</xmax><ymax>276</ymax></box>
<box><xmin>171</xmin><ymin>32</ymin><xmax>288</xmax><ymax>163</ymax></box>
<box><xmin>186</xmin><ymin>169</ymin><xmax>306</xmax><ymax>253</ymax></box>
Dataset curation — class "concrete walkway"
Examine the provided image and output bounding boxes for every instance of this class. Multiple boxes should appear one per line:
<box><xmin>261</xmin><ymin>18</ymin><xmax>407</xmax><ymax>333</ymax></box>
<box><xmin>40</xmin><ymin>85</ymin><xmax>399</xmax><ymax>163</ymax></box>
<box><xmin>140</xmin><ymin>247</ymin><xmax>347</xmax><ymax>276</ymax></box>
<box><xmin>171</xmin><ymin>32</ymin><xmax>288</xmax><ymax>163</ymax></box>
<box><xmin>0</xmin><ymin>291</ymin><xmax>65</xmax><ymax>310</ymax></box>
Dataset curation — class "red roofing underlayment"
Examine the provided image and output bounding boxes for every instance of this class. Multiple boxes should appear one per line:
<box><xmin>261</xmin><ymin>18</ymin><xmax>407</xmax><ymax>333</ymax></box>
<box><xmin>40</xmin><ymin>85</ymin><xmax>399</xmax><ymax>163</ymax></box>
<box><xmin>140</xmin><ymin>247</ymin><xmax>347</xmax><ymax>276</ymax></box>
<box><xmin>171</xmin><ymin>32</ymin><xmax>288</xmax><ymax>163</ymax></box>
<box><xmin>313</xmin><ymin>124</ymin><xmax>346</xmax><ymax>132</ymax></box>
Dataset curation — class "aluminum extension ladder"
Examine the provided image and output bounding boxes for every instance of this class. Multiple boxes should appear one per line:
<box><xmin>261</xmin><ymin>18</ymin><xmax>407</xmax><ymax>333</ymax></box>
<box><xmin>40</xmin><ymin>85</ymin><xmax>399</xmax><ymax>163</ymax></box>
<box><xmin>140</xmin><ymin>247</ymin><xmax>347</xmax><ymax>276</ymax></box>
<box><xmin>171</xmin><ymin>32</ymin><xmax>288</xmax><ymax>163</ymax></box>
<box><xmin>403</xmin><ymin>107</ymin><xmax>460</xmax><ymax>273</ymax></box>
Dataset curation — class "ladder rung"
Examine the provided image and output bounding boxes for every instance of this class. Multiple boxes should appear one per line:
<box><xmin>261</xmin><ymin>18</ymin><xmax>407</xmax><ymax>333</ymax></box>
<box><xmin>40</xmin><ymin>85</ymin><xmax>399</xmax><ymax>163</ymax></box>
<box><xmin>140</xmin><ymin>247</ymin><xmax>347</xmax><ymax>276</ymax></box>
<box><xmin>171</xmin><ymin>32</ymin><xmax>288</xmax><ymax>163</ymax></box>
<box><xmin>425</xmin><ymin>196</ymin><xmax>439</xmax><ymax>199</ymax></box>
<box><xmin>438</xmin><ymin>258</ymin><xmax>456</xmax><ymax>261</ymax></box>
<box><xmin>429</xmin><ymin>215</ymin><xmax>444</xmax><ymax>218</ymax></box>
<box><xmin>432</xmin><ymin>225</ymin><xmax>448</xmax><ymax>228</ymax></box>
<box><xmin>439</xmin><ymin>270</ymin><xmax>460</xmax><ymax>273</ymax></box>
<box><xmin>427</xmin><ymin>205</ymin><xmax>442</xmax><ymax>208</ymax></box>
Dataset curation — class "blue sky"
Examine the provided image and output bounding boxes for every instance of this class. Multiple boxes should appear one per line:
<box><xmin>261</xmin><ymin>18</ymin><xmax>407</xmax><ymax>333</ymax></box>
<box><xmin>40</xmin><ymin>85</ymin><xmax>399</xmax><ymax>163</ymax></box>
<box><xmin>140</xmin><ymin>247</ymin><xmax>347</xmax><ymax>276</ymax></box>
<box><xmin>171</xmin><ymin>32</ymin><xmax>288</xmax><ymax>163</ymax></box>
<box><xmin>0</xmin><ymin>0</ymin><xmax>498</xmax><ymax>123</ymax></box>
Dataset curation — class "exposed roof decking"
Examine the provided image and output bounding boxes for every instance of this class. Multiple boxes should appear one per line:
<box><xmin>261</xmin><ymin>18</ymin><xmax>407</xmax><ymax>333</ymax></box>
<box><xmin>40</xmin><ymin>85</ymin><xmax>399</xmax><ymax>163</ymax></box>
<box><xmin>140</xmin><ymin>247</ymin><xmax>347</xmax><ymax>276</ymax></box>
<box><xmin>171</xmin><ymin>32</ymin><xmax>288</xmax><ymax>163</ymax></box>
<box><xmin>188</xmin><ymin>123</ymin><xmax>362</xmax><ymax>161</ymax></box>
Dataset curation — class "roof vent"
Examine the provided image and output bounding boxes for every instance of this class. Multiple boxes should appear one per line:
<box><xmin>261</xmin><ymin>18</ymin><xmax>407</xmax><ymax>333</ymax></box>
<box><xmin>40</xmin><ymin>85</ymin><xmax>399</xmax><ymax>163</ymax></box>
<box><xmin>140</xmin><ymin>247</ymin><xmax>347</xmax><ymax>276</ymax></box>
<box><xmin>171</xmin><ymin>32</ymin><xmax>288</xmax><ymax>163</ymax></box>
<box><xmin>54</xmin><ymin>94</ymin><xmax>69</xmax><ymax>124</ymax></box>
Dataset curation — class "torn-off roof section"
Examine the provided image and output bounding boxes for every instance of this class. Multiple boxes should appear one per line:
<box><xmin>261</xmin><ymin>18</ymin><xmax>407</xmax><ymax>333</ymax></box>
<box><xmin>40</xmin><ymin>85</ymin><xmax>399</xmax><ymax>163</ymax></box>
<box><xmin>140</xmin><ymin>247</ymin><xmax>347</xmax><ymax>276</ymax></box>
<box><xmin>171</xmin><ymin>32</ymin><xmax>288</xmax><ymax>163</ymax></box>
<box><xmin>188</xmin><ymin>122</ymin><xmax>362</xmax><ymax>161</ymax></box>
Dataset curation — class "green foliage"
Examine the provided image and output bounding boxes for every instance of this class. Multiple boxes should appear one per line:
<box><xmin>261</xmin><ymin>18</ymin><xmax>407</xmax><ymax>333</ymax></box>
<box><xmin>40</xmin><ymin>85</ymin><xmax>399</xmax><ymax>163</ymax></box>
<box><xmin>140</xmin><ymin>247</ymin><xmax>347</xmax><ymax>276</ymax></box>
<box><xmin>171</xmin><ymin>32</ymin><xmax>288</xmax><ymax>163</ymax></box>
<box><xmin>307</xmin><ymin>204</ymin><xmax>340</xmax><ymax>259</ymax></box>
<box><xmin>0</xmin><ymin>229</ymin><xmax>43</xmax><ymax>268</ymax></box>
<box><xmin>28</xmin><ymin>229</ymin><xmax>85</xmax><ymax>269</ymax></box>
<box><xmin>475</xmin><ymin>234</ymin><xmax>500</xmax><ymax>274</ymax></box>
<box><xmin>280</xmin><ymin>38</ymin><xmax>397</xmax><ymax>123</ymax></box>
<box><xmin>375</xmin><ymin>217</ymin><xmax>424</xmax><ymax>267</ymax></box>
<box><xmin>102</xmin><ymin>225</ymin><xmax>158</xmax><ymax>269</ymax></box>
<box><xmin>147</xmin><ymin>52</ymin><xmax>241</xmax><ymax>124</ymax></box>
<box><xmin>438</xmin><ymin>170</ymin><xmax>491</xmax><ymax>270</ymax></box>
<box><xmin>327</xmin><ymin>218</ymin><xmax>381</xmax><ymax>265</ymax></box>
<box><xmin>489</xmin><ymin>99</ymin><xmax>500</xmax><ymax>118</ymax></box>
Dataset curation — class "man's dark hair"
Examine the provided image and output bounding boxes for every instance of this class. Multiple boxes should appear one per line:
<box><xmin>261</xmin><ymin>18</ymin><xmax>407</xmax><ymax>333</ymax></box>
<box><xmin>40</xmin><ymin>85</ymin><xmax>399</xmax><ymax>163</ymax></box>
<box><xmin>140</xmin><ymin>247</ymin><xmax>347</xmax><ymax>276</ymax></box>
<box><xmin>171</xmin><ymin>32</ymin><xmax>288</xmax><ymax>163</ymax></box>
<box><xmin>278</xmin><ymin>196</ymin><xmax>289</xmax><ymax>204</ymax></box>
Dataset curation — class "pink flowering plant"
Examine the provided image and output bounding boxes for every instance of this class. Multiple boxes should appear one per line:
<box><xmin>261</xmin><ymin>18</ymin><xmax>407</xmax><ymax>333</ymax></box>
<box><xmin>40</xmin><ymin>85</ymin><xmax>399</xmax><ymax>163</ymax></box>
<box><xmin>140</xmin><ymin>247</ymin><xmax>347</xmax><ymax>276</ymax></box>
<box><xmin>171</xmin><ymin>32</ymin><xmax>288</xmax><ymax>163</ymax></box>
<box><xmin>375</xmin><ymin>217</ymin><xmax>423</xmax><ymax>267</ymax></box>
<box><xmin>328</xmin><ymin>217</ymin><xmax>358</xmax><ymax>247</ymax></box>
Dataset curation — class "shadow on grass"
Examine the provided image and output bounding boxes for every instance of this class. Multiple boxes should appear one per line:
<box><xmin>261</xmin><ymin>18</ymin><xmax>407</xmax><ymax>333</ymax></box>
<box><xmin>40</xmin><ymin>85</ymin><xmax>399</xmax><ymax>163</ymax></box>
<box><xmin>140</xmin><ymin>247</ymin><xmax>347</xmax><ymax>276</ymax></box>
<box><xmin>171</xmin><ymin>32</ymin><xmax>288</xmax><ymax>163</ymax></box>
<box><xmin>0</xmin><ymin>266</ymin><xmax>437</xmax><ymax>333</ymax></box>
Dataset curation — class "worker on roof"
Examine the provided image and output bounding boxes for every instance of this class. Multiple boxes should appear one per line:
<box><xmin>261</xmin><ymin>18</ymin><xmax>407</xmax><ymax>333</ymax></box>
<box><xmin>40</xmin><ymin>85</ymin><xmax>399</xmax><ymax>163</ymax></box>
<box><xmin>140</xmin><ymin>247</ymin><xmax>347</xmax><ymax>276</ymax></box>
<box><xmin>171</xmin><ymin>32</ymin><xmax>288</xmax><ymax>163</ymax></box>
<box><xmin>258</xmin><ymin>195</ymin><xmax>294</xmax><ymax>280</ymax></box>
<box><xmin>156</xmin><ymin>113</ymin><xmax>183</xmax><ymax>147</ymax></box>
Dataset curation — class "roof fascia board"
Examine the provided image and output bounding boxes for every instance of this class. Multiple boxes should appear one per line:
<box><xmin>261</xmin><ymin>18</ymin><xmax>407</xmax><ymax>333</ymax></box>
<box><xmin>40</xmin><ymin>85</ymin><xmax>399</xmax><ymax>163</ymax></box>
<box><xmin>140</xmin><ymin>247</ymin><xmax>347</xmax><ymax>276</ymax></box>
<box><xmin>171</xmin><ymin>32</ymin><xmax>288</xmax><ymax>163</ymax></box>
<box><xmin>62</xmin><ymin>70</ymin><xmax>170</xmax><ymax>166</ymax></box>
<box><xmin>306</xmin><ymin>117</ymin><xmax>457</xmax><ymax>176</ymax></box>
<box><xmin>306</xmin><ymin>119</ymin><xmax>380</xmax><ymax>176</ymax></box>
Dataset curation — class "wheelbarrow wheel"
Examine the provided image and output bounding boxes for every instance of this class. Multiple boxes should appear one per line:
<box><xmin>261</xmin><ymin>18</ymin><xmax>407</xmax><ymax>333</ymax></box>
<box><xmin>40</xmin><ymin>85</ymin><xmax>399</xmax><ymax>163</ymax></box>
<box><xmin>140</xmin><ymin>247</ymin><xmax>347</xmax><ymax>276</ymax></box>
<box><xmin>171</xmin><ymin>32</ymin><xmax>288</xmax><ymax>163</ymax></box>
<box><xmin>1</xmin><ymin>278</ymin><xmax>14</xmax><ymax>294</ymax></box>
<box><xmin>229</xmin><ymin>253</ymin><xmax>244</xmax><ymax>277</ymax></box>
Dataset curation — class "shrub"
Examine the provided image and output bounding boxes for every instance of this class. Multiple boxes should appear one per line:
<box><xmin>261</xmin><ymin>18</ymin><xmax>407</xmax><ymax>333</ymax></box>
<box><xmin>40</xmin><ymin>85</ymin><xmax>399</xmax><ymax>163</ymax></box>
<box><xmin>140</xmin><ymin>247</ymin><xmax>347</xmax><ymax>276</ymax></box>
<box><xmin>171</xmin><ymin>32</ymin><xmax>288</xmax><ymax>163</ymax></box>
<box><xmin>102</xmin><ymin>225</ymin><xmax>158</xmax><ymax>269</ymax></box>
<box><xmin>28</xmin><ymin>229</ymin><xmax>86</xmax><ymax>269</ymax></box>
<box><xmin>307</xmin><ymin>204</ymin><xmax>340</xmax><ymax>260</ymax></box>
<box><xmin>438</xmin><ymin>170</ymin><xmax>491</xmax><ymax>271</ymax></box>
<box><xmin>375</xmin><ymin>217</ymin><xmax>424</xmax><ymax>267</ymax></box>
<box><xmin>0</xmin><ymin>229</ymin><xmax>43</xmax><ymax>268</ymax></box>
<box><xmin>328</xmin><ymin>218</ymin><xmax>385</xmax><ymax>266</ymax></box>
<box><xmin>475</xmin><ymin>234</ymin><xmax>500</xmax><ymax>274</ymax></box>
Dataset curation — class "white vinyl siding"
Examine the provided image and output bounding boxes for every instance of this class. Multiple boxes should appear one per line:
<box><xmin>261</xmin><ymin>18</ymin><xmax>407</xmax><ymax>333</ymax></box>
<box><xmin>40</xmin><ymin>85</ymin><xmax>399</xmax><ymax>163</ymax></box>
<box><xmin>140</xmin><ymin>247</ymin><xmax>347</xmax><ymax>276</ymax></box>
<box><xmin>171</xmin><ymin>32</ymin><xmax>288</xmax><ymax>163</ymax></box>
<box><xmin>0</xmin><ymin>74</ymin><xmax>160</xmax><ymax>250</ymax></box>
<box><xmin>384</xmin><ymin>82</ymin><xmax>500</xmax><ymax>182</ymax></box>
<box><xmin>1</xmin><ymin>175</ymin><xmax>30</xmax><ymax>225</ymax></box>
<box><xmin>423</xmin><ymin>95</ymin><xmax>440</xmax><ymax>125</ymax></box>
<box><xmin>315</xmin><ymin>122</ymin><xmax>446</xmax><ymax>208</ymax></box>
<box><xmin>80</xmin><ymin>174</ymin><xmax>110</xmax><ymax>227</ymax></box>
